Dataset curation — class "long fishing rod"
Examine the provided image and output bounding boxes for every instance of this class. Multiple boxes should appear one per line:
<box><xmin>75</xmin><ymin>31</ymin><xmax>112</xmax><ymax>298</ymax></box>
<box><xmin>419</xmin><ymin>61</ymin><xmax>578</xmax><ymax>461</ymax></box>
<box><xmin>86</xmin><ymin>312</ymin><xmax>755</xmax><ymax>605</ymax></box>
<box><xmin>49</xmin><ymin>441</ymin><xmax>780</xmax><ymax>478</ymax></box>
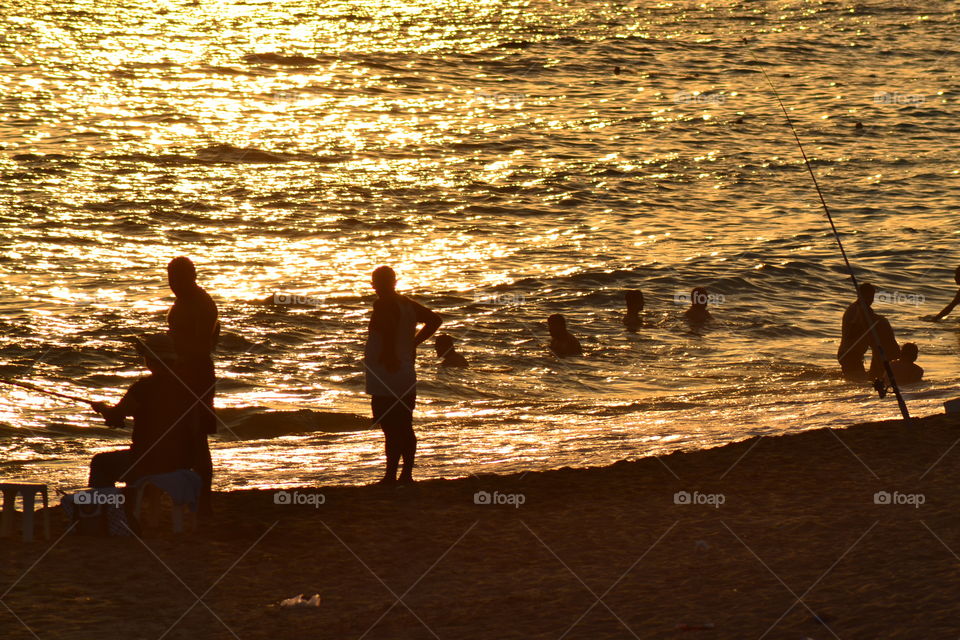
<box><xmin>744</xmin><ymin>41</ymin><xmax>911</xmax><ymax>422</ymax></box>
<box><xmin>0</xmin><ymin>378</ymin><xmax>97</xmax><ymax>407</ymax></box>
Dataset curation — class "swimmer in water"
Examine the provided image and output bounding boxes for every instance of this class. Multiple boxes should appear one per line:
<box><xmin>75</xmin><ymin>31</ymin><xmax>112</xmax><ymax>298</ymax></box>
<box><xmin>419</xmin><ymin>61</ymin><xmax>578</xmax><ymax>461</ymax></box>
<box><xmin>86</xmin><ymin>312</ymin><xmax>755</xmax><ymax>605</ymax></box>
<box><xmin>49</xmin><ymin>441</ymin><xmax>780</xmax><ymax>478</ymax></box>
<box><xmin>623</xmin><ymin>290</ymin><xmax>644</xmax><ymax>331</ymax></box>
<box><xmin>684</xmin><ymin>287</ymin><xmax>713</xmax><ymax>324</ymax></box>
<box><xmin>435</xmin><ymin>333</ymin><xmax>468</xmax><ymax>368</ymax></box>
<box><xmin>886</xmin><ymin>342</ymin><xmax>924</xmax><ymax>386</ymax></box>
<box><xmin>547</xmin><ymin>313</ymin><xmax>583</xmax><ymax>357</ymax></box>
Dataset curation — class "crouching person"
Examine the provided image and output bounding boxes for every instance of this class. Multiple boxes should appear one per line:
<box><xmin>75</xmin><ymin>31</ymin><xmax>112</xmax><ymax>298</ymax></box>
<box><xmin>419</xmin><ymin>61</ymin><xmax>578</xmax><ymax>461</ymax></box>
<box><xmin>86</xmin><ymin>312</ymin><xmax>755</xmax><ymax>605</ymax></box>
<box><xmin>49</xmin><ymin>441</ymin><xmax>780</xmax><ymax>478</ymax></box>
<box><xmin>89</xmin><ymin>335</ymin><xmax>206</xmax><ymax>497</ymax></box>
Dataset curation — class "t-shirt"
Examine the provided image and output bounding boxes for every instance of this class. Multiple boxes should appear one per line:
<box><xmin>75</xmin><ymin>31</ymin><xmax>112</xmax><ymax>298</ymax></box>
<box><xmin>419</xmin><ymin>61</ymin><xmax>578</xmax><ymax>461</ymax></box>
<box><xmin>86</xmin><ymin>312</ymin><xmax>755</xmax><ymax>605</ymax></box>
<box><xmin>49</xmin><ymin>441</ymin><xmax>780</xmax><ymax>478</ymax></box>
<box><xmin>364</xmin><ymin>296</ymin><xmax>417</xmax><ymax>397</ymax></box>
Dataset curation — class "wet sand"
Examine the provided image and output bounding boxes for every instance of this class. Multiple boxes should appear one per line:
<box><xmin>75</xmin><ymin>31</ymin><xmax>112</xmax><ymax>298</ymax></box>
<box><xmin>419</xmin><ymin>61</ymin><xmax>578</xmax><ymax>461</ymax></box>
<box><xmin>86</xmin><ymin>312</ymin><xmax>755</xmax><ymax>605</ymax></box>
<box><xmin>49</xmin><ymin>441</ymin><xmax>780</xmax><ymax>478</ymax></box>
<box><xmin>2</xmin><ymin>411</ymin><xmax>959</xmax><ymax>639</ymax></box>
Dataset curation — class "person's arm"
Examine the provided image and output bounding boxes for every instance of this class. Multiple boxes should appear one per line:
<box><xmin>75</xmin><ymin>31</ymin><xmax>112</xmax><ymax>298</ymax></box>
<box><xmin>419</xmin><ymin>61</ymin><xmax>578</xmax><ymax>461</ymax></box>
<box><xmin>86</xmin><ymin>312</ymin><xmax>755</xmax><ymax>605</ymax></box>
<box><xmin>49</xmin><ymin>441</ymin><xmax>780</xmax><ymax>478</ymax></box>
<box><xmin>91</xmin><ymin>381</ymin><xmax>142</xmax><ymax>428</ymax></box>
<box><xmin>932</xmin><ymin>290</ymin><xmax>960</xmax><ymax>321</ymax></box>
<box><xmin>409</xmin><ymin>299</ymin><xmax>442</xmax><ymax>353</ymax></box>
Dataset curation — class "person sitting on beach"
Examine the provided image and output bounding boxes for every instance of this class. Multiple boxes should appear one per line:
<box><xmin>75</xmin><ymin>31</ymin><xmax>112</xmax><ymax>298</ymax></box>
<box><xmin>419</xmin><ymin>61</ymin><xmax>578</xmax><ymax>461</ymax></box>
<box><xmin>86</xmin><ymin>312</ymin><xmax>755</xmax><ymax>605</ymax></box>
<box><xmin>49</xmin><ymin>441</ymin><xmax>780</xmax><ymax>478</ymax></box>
<box><xmin>886</xmin><ymin>342</ymin><xmax>924</xmax><ymax>386</ymax></box>
<box><xmin>623</xmin><ymin>290</ymin><xmax>644</xmax><ymax>331</ymax></box>
<box><xmin>837</xmin><ymin>282</ymin><xmax>899</xmax><ymax>381</ymax></box>
<box><xmin>364</xmin><ymin>266</ymin><xmax>442</xmax><ymax>485</ymax></box>
<box><xmin>435</xmin><ymin>334</ymin><xmax>468</xmax><ymax>368</ymax></box>
<box><xmin>547</xmin><ymin>313</ymin><xmax>583</xmax><ymax>357</ymax></box>
<box><xmin>89</xmin><ymin>335</ymin><xmax>202</xmax><ymax>489</ymax></box>
<box><xmin>684</xmin><ymin>287</ymin><xmax>713</xmax><ymax>324</ymax></box>
<box><xmin>926</xmin><ymin>265</ymin><xmax>960</xmax><ymax>322</ymax></box>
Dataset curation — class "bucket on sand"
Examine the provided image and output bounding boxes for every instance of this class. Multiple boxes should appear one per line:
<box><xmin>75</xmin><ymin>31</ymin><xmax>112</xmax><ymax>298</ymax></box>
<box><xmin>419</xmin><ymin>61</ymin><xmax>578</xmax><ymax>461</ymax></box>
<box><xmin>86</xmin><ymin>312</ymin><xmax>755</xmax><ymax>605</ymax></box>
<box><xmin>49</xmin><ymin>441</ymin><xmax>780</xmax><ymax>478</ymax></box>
<box><xmin>945</xmin><ymin>398</ymin><xmax>960</xmax><ymax>415</ymax></box>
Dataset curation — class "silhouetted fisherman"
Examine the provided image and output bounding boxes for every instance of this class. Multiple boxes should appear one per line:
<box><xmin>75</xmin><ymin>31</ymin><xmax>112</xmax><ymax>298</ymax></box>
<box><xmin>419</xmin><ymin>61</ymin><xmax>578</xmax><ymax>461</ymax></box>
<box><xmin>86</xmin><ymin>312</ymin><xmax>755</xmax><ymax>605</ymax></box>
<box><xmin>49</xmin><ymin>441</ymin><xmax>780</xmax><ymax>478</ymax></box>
<box><xmin>89</xmin><ymin>335</ymin><xmax>201</xmax><ymax>488</ymax></box>
<box><xmin>837</xmin><ymin>282</ymin><xmax>899</xmax><ymax>381</ymax></box>
<box><xmin>166</xmin><ymin>256</ymin><xmax>219</xmax><ymax>512</ymax></box>
<box><xmin>548</xmin><ymin>313</ymin><xmax>583</xmax><ymax>356</ymax></box>
<box><xmin>364</xmin><ymin>266</ymin><xmax>441</xmax><ymax>485</ymax></box>
<box><xmin>435</xmin><ymin>334</ymin><xmax>468</xmax><ymax>368</ymax></box>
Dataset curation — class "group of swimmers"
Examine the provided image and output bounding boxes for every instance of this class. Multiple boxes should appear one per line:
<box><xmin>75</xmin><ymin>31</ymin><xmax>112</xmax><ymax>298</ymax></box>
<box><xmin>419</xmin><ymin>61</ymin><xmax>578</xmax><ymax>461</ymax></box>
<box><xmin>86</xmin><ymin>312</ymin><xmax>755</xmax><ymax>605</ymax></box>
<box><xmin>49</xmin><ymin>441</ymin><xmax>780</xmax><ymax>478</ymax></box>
<box><xmin>84</xmin><ymin>260</ymin><xmax>959</xmax><ymax>502</ymax></box>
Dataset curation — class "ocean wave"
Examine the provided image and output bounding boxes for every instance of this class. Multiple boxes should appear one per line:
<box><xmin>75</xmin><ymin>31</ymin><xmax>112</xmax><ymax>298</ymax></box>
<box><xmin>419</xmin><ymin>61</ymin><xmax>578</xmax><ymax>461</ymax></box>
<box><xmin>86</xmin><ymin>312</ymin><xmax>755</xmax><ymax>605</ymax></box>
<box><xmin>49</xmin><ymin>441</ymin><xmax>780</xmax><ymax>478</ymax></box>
<box><xmin>217</xmin><ymin>408</ymin><xmax>371</xmax><ymax>440</ymax></box>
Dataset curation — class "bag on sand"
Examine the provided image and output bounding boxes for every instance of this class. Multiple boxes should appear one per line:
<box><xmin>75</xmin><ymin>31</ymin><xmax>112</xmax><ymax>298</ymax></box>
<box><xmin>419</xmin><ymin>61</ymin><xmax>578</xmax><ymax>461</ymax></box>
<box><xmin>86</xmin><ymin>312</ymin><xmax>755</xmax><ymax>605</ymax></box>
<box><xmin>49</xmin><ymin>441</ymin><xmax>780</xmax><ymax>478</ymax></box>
<box><xmin>60</xmin><ymin>489</ymin><xmax>134</xmax><ymax>537</ymax></box>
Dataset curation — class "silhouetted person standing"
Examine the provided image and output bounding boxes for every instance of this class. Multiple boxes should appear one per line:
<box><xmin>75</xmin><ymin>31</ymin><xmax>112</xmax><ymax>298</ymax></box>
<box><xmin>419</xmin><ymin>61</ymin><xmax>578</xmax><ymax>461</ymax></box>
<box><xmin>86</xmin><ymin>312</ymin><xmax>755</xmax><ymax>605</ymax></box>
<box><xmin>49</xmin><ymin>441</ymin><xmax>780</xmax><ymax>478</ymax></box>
<box><xmin>364</xmin><ymin>266</ymin><xmax>441</xmax><ymax>485</ymax></box>
<box><xmin>166</xmin><ymin>256</ymin><xmax>219</xmax><ymax>513</ymax></box>
<box><xmin>929</xmin><ymin>265</ymin><xmax>960</xmax><ymax>321</ymax></box>
<box><xmin>548</xmin><ymin>313</ymin><xmax>583</xmax><ymax>356</ymax></box>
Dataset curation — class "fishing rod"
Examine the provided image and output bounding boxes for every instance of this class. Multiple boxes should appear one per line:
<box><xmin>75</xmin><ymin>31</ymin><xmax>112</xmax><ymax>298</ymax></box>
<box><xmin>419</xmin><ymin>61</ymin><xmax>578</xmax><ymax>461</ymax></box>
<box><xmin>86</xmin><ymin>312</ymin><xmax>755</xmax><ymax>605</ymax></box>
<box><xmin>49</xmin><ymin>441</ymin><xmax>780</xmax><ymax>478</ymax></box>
<box><xmin>744</xmin><ymin>40</ymin><xmax>911</xmax><ymax>422</ymax></box>
<box><xmin>0</xmin><ymin>378</ymin><xmax>97</xmax><ymax>407</ymax></box>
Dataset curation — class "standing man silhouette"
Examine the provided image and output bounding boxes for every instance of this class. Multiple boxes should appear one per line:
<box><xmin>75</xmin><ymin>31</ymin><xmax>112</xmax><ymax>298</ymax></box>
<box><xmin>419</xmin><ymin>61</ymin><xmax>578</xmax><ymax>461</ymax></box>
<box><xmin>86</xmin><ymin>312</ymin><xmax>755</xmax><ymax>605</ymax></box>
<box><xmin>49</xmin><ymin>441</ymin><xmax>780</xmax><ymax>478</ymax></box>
<box><xmin>166</xmin><ymin>256</ymin><xmax>219</xmax><ymax>514</ymax></box>
<box><xmin>364</xmin><ymin>266</ymin><xmax>441</xmax><ymax>485</ymax></box>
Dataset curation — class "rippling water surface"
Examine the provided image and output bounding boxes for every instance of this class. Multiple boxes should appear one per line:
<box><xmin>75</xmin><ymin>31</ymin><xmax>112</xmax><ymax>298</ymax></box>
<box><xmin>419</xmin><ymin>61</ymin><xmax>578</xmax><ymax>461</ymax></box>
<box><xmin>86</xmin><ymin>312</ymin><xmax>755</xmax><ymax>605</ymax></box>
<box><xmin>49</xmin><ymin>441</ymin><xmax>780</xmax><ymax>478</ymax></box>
<box><xmin>1</xmin><ymin>0</ymin><xmax>958</xmax><ymax>490</ymax></box>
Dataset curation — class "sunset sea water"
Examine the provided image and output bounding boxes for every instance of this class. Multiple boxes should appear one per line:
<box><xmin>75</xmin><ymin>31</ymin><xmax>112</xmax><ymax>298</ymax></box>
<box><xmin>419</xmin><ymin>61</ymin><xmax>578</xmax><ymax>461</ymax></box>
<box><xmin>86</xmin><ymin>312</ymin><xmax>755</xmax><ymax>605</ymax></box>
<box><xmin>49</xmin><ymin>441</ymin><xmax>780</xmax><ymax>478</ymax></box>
<box><xmin>0</xmin><ymin>0</ymin><xmax>957</xmax><ymax>490</ymax></box>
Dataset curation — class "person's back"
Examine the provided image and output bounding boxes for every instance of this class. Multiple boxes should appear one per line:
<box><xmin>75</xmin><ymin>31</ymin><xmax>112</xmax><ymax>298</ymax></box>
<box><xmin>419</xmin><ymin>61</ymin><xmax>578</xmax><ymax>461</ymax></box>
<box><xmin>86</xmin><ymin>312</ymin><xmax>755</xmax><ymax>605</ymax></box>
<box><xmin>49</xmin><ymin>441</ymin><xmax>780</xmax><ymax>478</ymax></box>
<box><xmin>125</xmin><ymin>370</ymin><xmax>198</xmax><ymax>477</ymax></box>
<box><xmin>838</xmin><ymin>283</ymin><xmax>877</xmax><ymax>380</ymax></box>
<box><xmin>365</xmin><ymin>292</ymin><xmax>418</xmax><ymax>395</ymax></box>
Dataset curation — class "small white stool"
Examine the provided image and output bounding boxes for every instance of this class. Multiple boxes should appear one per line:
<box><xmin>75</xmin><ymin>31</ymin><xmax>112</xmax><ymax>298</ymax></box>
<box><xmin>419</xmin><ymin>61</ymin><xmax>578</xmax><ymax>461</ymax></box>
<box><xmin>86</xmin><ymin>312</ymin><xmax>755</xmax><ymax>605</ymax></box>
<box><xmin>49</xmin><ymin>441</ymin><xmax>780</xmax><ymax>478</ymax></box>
<box><xmin>0</xmin><ymin>482</ymin><xmax>51</xmax><ymax>542</ymax></box>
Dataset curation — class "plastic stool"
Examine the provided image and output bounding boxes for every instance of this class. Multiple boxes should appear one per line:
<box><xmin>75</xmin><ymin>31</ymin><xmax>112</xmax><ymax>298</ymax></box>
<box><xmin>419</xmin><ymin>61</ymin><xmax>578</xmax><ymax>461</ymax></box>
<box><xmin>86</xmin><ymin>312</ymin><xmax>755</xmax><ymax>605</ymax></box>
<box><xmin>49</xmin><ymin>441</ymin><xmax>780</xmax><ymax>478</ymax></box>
<box><xmin>134</xmin><ymin>481</ymin><xmax>189</xmax><ymax>533</ymax></box>
<box><xmin>0</xmin><ymin>482</ymin><xmax>51</xmax><ymax>542</ymax></box>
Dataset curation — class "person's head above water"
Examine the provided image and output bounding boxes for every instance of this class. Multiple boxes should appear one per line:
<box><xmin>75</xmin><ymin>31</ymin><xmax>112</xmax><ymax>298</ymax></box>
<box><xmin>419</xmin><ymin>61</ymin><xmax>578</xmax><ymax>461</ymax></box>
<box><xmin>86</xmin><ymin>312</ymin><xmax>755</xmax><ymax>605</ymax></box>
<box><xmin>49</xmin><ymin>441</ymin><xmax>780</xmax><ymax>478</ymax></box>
<box><xmin>900</xmin><ymin>342</ymin><xmax>919</xmax><ymax>363</ymax></box>
<box><xmin>167</xmin><ymin>256</ymin><xmax>197</xmax><ymax>297</ymax></box>
<box><xmin>435</xmin><ymin>333</ymin><xmax>454</xmax><ymax>356</ymax></box>
<box><xmin>371</xmin><ymin>266</ymin><xmax>397</xmax><ymax>296</ymax></box>
<box><xmin>857</xmin><ymin>282</ymin><xmax>876</xmax><ymax>305</ymax></box>
<box><xmin>625</xmin><ymin>290</ymin><xmax>644</xmax><ymax>314</ymax></box>
<box><xmin>547</xmin><ymin>313</ymin><xmax>568</xmax><ymax>337</ymax></box>
<box><xmin>690</xmin><ymin>287</ymin><xmax>709</xmax><ymax>309</ymax></box>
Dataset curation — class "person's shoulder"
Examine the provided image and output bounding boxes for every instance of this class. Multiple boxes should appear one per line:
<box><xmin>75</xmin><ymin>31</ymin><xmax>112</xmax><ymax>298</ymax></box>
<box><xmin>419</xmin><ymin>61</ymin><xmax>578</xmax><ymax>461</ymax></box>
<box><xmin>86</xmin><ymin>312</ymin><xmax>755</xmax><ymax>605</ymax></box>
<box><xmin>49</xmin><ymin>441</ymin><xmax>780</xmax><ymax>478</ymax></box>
<box><xmin>196</xmin><ymin>286</ymin><xmax>217</xmax><ymax>308</ymax></box>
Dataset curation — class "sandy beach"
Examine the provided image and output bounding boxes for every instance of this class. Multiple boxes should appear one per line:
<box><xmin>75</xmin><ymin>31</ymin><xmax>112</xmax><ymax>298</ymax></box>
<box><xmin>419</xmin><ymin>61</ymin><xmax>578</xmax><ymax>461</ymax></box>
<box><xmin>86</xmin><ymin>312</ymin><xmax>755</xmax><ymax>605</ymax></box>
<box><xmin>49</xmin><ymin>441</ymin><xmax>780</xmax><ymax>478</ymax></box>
<box><xmin>1</xmin><ymin>411</ymin><xmax>958</xmax><ymax>639</ymax></box>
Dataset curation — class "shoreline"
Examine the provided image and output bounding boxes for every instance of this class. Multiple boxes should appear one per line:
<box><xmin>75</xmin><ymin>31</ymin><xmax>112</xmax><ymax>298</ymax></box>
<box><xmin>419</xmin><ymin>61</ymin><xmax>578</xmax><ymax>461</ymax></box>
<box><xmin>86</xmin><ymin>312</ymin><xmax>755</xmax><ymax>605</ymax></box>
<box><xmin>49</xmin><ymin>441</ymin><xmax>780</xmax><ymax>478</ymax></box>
<box><xmin>2</xmin><ymin>411</ymin><xmax>959</xmax><ymax>639</ymax></box>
